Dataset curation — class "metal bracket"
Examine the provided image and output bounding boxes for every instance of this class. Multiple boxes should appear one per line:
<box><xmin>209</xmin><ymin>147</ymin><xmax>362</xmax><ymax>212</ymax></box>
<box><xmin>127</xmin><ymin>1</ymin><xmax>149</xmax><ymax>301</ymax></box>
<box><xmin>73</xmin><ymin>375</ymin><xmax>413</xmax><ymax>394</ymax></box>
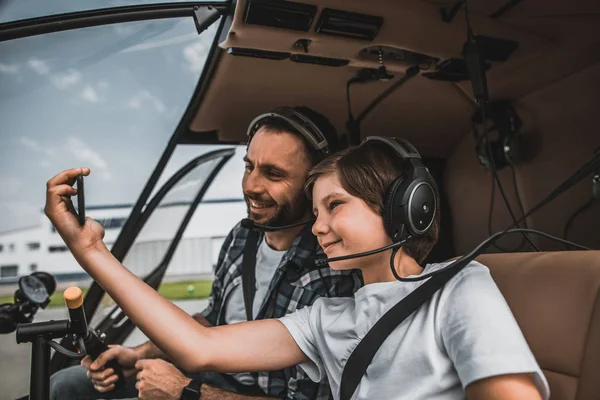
<box><xmin>193</xmin><ymin>5</ymin><xmax>221</xmax><ymax>35</ymax></box>
<box><xmin>293</xmin><ymin>39</ymin><xmax>312</xmax><ymax>53</ymax></box>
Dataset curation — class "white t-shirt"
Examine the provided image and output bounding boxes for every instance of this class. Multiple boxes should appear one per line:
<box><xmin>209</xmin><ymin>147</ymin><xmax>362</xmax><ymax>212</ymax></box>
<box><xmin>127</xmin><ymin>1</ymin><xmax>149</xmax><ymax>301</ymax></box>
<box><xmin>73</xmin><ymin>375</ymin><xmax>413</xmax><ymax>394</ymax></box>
<box><xmin>224</xmin><ymin>237</ymin><xmax>286</xmax><ymax>385</ymax></box>
<box><xmin>225</xmin><ymin>237</ymin><xmax>286</xmax><ymax>324</ymax></box>
<box><xmin>278</xmin><ymin>261</ymin><xmax>550</xmax><ymax>400</ymax></box>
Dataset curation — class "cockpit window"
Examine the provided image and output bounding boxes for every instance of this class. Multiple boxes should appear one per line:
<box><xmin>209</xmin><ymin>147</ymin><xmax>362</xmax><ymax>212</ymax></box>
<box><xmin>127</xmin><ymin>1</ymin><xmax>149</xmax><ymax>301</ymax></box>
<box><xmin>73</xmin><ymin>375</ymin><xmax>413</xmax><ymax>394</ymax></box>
<box><xmin>0</xmin><ymin>16</ymin><xmax>220</xmax><ymax>234</ymax></box>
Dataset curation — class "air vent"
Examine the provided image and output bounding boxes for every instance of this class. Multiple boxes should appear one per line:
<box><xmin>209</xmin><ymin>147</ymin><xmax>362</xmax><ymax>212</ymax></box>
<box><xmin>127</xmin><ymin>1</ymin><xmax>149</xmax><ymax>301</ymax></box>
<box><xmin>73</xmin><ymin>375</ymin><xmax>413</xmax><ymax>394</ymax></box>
<box><xmin>316</xmin><ymin>8</ymin><xmax>383</xmax><ymax>41</ymax></box>
<box><xmin>227</xmin><ymin>47</ymin><xmax>290</xmax><ymax>60</ymax></box>
<box><xmin>290</xmin><ymin>54</ymin><xmax>349</xmax><ymax>67</ymax></box>
<box><xmin>244</xmin><ymin>0</ymin><xmax>317</xmax><ymax>32</ymax></box>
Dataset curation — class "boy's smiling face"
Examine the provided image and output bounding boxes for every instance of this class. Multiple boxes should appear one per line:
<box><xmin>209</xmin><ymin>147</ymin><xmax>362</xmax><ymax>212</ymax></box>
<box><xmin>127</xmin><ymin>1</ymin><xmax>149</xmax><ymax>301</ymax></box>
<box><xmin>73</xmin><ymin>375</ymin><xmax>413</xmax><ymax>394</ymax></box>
<box><xmin>311</xmin><ymin>171</ymin><xmax>391</xmax><ymax>271</ymax></box>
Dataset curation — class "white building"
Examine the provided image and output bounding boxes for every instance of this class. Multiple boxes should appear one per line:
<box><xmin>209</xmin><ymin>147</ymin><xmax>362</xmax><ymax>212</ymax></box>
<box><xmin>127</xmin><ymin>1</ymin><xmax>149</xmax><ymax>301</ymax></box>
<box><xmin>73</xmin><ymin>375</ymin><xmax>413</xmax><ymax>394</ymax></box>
<box><xmin>0</xmin><ymin>199</ymin><xmax>247</xmax><ymax>283</ymax></box>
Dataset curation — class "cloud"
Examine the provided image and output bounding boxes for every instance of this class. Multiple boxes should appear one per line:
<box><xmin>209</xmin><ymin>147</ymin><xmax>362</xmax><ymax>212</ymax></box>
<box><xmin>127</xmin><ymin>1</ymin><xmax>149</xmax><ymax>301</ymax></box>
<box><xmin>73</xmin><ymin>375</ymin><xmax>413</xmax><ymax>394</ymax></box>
<box><xmin>0</xmin><ymin>201</ymin><xmax>40</xmax><ymax>232</ymax></box>
<box><xmin>113</xmin><ymin>24</ymin><xmax>138</xmax><ymax>37</ymax></box>
<box><xmin>28</xmin><ymin>58</ymin><xmax>50</xmax><ymax>75</ymax></box>
<box><xmin>0</xmin><ymin>63</ymin><xmax>19</xmax><ymax>74</ymax></box>
<box><xmin>183</xmin><ymin>42</ymin><xmax>209</xmax><ymax>74</ymax></box>
<box><xmin>52</xmin><ymin>69</ymin><xmax>82</xmax><ymax>90</ymax></box>
<box><xmin>80</xmin><ymin>85</ymin><xmax>101</xmax><ymax>103</ymax></box>
<box><xmin>0</xmin><ymin>177</ymin><xmax>22</xmax><ymax>197</ymax></box>
<box><xmin>64</xmin><ymin>137</ymin><xmax>112</xmax><ymax>181</ymax></box>
<box><xmin>182</xmin><ymin>24</ymin><xmax>217</xmax><ymax>74</ymax></box>
<box><xmin>122</xmin><ymin>33</ymin><xmax>198</xmax><ymax>53</ymax></box>
<box><xmin>127</xmin><ymin>90</ymin><xmax>166</xmax><ymax>113</ymax></box>
<box><xmin>20</xmin><ymin>137</ymin><xmax>54</xmax><ymax>156</ymax></box>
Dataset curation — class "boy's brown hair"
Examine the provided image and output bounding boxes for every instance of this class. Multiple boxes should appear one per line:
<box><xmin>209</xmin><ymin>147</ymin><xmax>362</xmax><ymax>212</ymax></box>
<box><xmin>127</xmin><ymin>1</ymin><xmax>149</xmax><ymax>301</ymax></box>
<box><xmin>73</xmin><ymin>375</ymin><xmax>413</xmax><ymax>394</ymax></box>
<box><xmin>305</xmin><ymin>141</ymin><xmax>440</xmax><ymax>263</ymax></box>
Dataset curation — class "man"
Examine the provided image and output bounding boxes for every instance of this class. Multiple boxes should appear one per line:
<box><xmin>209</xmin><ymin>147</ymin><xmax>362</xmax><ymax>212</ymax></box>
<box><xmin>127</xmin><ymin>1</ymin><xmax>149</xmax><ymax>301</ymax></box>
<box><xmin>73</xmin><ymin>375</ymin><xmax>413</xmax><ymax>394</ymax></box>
<box><xmin>50</xmin><ymin>106</ymin><xmax>362</xmax><ymax>400</ymax></box>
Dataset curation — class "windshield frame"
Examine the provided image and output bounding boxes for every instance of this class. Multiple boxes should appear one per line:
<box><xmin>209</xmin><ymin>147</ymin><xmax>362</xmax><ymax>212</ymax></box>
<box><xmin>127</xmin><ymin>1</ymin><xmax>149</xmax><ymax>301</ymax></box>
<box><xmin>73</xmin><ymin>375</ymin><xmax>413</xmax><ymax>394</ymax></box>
<box><xmin>0</xmin><ymin>2</ymin><xmax>229</xmax><ymax>42</ymax></box>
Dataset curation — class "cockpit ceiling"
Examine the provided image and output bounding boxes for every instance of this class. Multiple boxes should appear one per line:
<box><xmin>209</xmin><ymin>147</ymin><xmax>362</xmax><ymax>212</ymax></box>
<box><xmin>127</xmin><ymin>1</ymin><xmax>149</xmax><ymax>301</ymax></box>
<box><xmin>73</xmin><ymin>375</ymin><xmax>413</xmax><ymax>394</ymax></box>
<box><xmin>190</xmin><ymin>0</ymin><xmax>600</xmax><ymax>157</ymax></box>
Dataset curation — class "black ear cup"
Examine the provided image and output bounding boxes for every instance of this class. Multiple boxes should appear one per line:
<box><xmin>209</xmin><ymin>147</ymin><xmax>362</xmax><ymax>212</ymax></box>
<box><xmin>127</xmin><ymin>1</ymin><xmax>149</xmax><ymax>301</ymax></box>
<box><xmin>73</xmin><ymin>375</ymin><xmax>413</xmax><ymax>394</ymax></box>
<box><xmin>406</xmin><ymin>181</ymin><xmax>436</xmax><ymax>235</ymax></box>
<box><xmin>383</xmin><ymin>177</ymin><xmax>405</xmax><ymax>240</ymax></box>
<box><xmin>476</xmin><ymin>135</ymin><xmax>512</xmax><ymax>171</ymax></box>
<box><xmin>385</xmin><ymin>178</ymin><xmax>436</xmax><ymax>241</ymax></box>
<box><xmin>363</xmin><ymin>136</ymin><xmax>438</xmax><ymax>242</ymax></box>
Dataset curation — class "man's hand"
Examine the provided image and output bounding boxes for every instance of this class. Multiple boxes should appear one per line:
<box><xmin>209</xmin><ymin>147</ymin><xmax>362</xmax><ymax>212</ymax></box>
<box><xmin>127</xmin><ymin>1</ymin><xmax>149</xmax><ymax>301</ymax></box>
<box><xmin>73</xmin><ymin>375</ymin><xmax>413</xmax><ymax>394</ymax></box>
<box><xmin>135</xmin><ymin>359</ymin><xmax>191</xmax><ymax>400</ymax></box>
<box><xmin>44</xmin><ymin>167</ymin><xmax>106</xmax><ymax>255</ymax></box>
<box><xmin>81</xmin><ymin>345</ymin><xmax>139</xmax><ymax>393</ymax></box>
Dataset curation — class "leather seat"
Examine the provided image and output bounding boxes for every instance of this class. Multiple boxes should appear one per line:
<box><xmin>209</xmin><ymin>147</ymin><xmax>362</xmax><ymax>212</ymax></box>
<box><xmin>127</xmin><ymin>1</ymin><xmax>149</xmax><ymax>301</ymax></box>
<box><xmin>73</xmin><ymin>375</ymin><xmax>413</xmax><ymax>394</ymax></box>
<box><xmin>476</xmin><ymin>251</ymin><xmax>600</xmax><ymax>400</ymax></box>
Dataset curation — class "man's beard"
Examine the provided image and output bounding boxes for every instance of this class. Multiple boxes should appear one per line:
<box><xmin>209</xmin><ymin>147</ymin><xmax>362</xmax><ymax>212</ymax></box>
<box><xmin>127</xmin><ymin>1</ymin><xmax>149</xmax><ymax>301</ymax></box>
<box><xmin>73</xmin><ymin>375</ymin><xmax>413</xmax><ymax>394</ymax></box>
<box><xmin>245</xmin><ymin>194</ymin><xmax>310</xmax><ymax>228</ymax></box>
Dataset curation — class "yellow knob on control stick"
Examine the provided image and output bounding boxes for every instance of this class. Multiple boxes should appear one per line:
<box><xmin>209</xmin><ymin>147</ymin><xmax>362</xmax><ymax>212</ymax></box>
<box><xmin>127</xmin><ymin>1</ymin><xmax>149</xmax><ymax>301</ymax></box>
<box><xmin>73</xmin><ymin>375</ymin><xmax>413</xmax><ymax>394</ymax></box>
<box><xmin>64</xmin><ymin>287</ymin><xmax>87</xmax><ymax>335</ymax></box>
<box><xmin>64</xmin><ymin>287</ymin><xmax>83</xmax><ymax>309</ymax></box>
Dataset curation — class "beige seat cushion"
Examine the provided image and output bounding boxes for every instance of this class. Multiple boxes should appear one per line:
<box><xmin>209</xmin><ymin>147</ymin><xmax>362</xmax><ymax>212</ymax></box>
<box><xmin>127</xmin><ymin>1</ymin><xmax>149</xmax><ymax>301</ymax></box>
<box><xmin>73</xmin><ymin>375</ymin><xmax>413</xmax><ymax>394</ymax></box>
<box><xmin>475</xmin><ymin>251</ymin><xmax>600</xmax><ymax>400</ymax></box>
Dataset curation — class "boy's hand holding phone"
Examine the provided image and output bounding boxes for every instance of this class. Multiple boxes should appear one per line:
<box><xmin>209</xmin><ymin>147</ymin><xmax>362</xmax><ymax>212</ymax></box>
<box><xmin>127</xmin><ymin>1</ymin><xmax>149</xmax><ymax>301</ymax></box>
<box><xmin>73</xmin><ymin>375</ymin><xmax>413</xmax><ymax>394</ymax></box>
<box><xmin>45</xmin><ymin>168</ymin><xmax>106</xmax><ymax>256</ymax></box>
<box><xmin>76</xmin><ymin>172</ymin><xmax>86</xmax><ymax>226</ymax></box>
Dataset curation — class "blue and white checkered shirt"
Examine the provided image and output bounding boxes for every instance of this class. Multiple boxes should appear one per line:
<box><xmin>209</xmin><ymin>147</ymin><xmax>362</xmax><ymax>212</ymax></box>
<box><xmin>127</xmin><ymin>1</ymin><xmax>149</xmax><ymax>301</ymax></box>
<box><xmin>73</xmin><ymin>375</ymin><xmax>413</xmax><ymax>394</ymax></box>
<box><xmin>201</xmin><ymin>221</ymin><xmax>362</xmax><ymax>399</ymax></box>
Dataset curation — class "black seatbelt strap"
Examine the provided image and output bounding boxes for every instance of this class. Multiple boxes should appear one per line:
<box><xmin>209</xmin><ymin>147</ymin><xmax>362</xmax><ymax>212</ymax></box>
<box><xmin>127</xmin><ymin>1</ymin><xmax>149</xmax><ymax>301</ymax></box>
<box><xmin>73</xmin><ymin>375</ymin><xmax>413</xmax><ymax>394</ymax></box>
<box><xmin>242</xmin><ymin>229</ymin><xmax>260</xmax><ymax>321</ymax></box>
<box><xmin>339</xmin><ymin>260</ymin><xmax>469</xmax><ymax>400</ymax></box>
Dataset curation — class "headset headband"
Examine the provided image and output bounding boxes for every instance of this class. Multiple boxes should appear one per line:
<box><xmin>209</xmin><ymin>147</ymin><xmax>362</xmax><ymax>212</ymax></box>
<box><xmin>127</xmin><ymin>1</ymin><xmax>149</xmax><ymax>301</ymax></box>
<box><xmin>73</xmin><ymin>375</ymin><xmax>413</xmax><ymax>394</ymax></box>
<box><xmin>361</xmin><ymin>136</ymin><xmax>436</xmax><ymax>240</ymax></box>
<box><xmin>247</xmin><ymin>107</ymin><xmax>330</xmax><ymax>157</ymax></box>
<box><xmin>362</xmin><ymin>136</ymin><xmax>428</xmax><ymax>180</ymax></box>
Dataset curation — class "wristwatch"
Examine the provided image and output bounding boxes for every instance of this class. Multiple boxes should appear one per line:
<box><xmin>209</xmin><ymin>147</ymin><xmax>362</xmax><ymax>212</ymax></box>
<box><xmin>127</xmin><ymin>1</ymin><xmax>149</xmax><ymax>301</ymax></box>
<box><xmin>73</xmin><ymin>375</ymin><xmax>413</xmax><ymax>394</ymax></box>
<box><xmin>180</xmin><ymin>378</ymin><xmax>202</xmax><ymax>400</ymax></box>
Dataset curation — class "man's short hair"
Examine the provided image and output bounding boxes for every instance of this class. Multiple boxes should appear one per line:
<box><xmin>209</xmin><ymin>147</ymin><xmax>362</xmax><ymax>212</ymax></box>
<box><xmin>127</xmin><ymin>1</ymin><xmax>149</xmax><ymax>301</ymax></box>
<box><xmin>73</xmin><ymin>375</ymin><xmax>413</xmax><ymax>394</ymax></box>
<box><xmin>248</xmin><ymin>106</ymin><xmax>339</xmax><ymax>166</ymax></box>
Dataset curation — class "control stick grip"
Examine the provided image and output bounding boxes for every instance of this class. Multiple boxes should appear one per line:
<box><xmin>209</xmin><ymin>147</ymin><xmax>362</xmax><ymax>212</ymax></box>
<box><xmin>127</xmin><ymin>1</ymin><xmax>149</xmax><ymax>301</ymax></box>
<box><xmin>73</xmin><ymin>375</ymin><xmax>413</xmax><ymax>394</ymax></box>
<box><xmin>65</xmin><ymin>287</ymin><xmax>126</xmax><ymax>389</ymax></box>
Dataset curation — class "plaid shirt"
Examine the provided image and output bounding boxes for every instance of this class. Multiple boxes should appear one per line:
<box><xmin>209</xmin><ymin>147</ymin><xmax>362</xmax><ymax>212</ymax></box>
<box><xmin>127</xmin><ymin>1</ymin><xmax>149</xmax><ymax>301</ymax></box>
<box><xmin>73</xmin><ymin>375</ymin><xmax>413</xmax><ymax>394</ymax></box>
<box><xmin>202</xmin><ymin>221</ymin><xmax>362</xmax><ymax>399</ymax></box>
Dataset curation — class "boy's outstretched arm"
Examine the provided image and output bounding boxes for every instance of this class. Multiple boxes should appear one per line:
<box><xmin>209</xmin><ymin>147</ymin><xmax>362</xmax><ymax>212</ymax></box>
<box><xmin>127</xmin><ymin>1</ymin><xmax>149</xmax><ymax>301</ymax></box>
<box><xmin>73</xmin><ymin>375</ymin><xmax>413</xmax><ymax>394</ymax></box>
<box><xmin>45</xmin><ymin>168</ymin><xmax>307</xmax><ymax>373</ymax></box>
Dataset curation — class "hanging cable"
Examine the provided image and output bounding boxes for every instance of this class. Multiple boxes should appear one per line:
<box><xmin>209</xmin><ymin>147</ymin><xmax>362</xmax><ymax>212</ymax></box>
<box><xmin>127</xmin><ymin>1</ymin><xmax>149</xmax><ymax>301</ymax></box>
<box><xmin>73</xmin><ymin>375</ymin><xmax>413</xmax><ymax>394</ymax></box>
<box><xmin>391</xmin><ymin>227</ymin><xmax>592</xmax><ymax>283</ymax></box>
<box><xmin>355</xmin><ymin>65</ymin><xmax>420</xmax><ymax>126</ymax></box>
<box><xmin>563</xmin><ymin>199</ymin><xmax>594</xmax><ymax>249</ymax></box>
<box><xmin>488</xmin><ymin>165</ymin><xmax>530</xmax><ymax>252</ymax></box>
<box><xmin>345</xmin><ymin>79</ymin><xmax>359</xmax><ymax>146</ymax></box>
<box><xmin>521</xmin><ymin>152</ymin><xmax>600</xmax><ymax>226</ymax></box>
<box><xmin>562</xmin><ymin>147</ymin><xmax>600</xmax><ymax>248</ymax></box>
<box><xmin>48</xmin><ymin>339</ymin><xmax>86</xmax><ymax>360</ymax></box>
<box><xmin>461</xmin><ymin>0</ymin><xmax>539</xmax><ymax>251</ymax></box>
<box><xmin>480</xmin><ymin>105</ymin><xmax>540</xmax><ymax>250</ymax></box>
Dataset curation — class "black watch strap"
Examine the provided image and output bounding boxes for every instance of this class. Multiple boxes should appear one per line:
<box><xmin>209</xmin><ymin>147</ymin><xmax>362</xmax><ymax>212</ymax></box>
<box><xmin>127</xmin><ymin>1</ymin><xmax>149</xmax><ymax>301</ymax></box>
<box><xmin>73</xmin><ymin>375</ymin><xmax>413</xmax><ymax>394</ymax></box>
<box><xmin>180</xmin><ymin>378</ymin><xmax>202</xmax><ymax>400</ymax></box>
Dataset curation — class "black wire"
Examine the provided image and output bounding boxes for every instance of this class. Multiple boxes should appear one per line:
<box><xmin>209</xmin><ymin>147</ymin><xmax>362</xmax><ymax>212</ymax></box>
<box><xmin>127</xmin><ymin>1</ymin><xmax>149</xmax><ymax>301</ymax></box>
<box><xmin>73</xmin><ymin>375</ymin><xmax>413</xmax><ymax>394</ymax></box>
<box><xmin>488</xmin><ymin>166</ymin><xmax>528</xmax><ymax>252</ymax></box>
<box><xmin>511</xmin><ymin>164</ymin><xmax>528</xmax><ymax>224</ymax></box>
<box><xmin>346</xmin><ymin>80</ymin><xmax>355</xmax><ymax>122</ymax></box>
<box><xmin>480</xmin><ymin>105</ymin><xmax>541</xmax><ymax>251</ymax></box>
<box><xmin>390</xmin><ymin>228</ymin><xmax>592</xmax><ymax>283</ymax></box>
<box><xmin>563</xmin><ymin>199</ymin><xmax>593</xmax><ymax>249</ymax></box>
<box><xmin>355</xmin><ymin>65</ymin><xmax>420</xmax><ymax>125</ymax></box>
<box><xmin>48</xmin><ymin>340</ymin><xmax>86</xmax><ymax>359</ymax></box>
<box><xmin>461</xmin><ymin>0</ymin><xmax>540</xmax><ymax>251</ymax></box>
<box><xmin>326</xmin><ymin>238</ymin><xmax>410</xmax><ymax>264</ymax></box>
<box><xmin>462</xmin><ymin>0</ymin><xmax>474</xmax><ymax>39</ymax></box>
<box><xmin>519</xmin><ymin>153</ymin><xmax>600</xmax><ymax>226</ymax></box>
<box><xmin>345</xmin><ymin>77</ymin><xmax>363</xmax><ymax>146</ymax></box>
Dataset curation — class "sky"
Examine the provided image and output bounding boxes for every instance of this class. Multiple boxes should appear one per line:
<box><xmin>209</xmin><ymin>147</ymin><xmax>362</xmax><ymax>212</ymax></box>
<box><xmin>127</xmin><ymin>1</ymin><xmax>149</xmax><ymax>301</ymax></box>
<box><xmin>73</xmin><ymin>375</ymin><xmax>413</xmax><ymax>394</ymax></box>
<box><xmin>0</xmin><ymin>0</ymin><xmax>247</xmax><ymax>233</ymax></box>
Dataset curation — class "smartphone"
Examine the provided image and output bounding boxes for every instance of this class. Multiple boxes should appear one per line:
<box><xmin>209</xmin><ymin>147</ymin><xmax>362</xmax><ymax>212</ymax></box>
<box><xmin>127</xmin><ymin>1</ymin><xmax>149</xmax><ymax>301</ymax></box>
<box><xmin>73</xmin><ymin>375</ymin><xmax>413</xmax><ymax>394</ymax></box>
<box><xmin>76</xmin><ymin>174</ymin><xmax>85</xmax><ymax>226</ymax></box>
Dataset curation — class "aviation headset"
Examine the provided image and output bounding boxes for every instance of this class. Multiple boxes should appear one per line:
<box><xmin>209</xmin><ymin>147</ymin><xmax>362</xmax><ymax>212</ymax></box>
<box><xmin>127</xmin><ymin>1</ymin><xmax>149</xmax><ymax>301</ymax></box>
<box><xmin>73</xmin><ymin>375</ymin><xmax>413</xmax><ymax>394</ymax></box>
<box><xmin>246</xmin><ymin>108</ymin><xmax>437</xmax><ymax>243</ymax></box>
<box><xmin>246</xmin><ymin>106</ymin><xmax>332</xmax><ymax>159</ymax></box>
<box><xmin>362</xmin><ymin>137</ymin><xmax>438</xmax><ymax>242</ymax></box>
<box><xmin>474</xmin><ymin>100</ymin><xmax>533</xmax><ymax>171</ymax></box>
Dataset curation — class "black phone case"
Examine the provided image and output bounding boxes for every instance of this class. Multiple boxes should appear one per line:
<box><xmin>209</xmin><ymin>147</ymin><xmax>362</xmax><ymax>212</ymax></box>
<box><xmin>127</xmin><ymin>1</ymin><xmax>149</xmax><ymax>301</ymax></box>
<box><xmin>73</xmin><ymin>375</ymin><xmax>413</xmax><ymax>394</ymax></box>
<box><xmin>76</xmin><ymin>174</ymin><xmax>85</xmax><ymax>226</ymax></box>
